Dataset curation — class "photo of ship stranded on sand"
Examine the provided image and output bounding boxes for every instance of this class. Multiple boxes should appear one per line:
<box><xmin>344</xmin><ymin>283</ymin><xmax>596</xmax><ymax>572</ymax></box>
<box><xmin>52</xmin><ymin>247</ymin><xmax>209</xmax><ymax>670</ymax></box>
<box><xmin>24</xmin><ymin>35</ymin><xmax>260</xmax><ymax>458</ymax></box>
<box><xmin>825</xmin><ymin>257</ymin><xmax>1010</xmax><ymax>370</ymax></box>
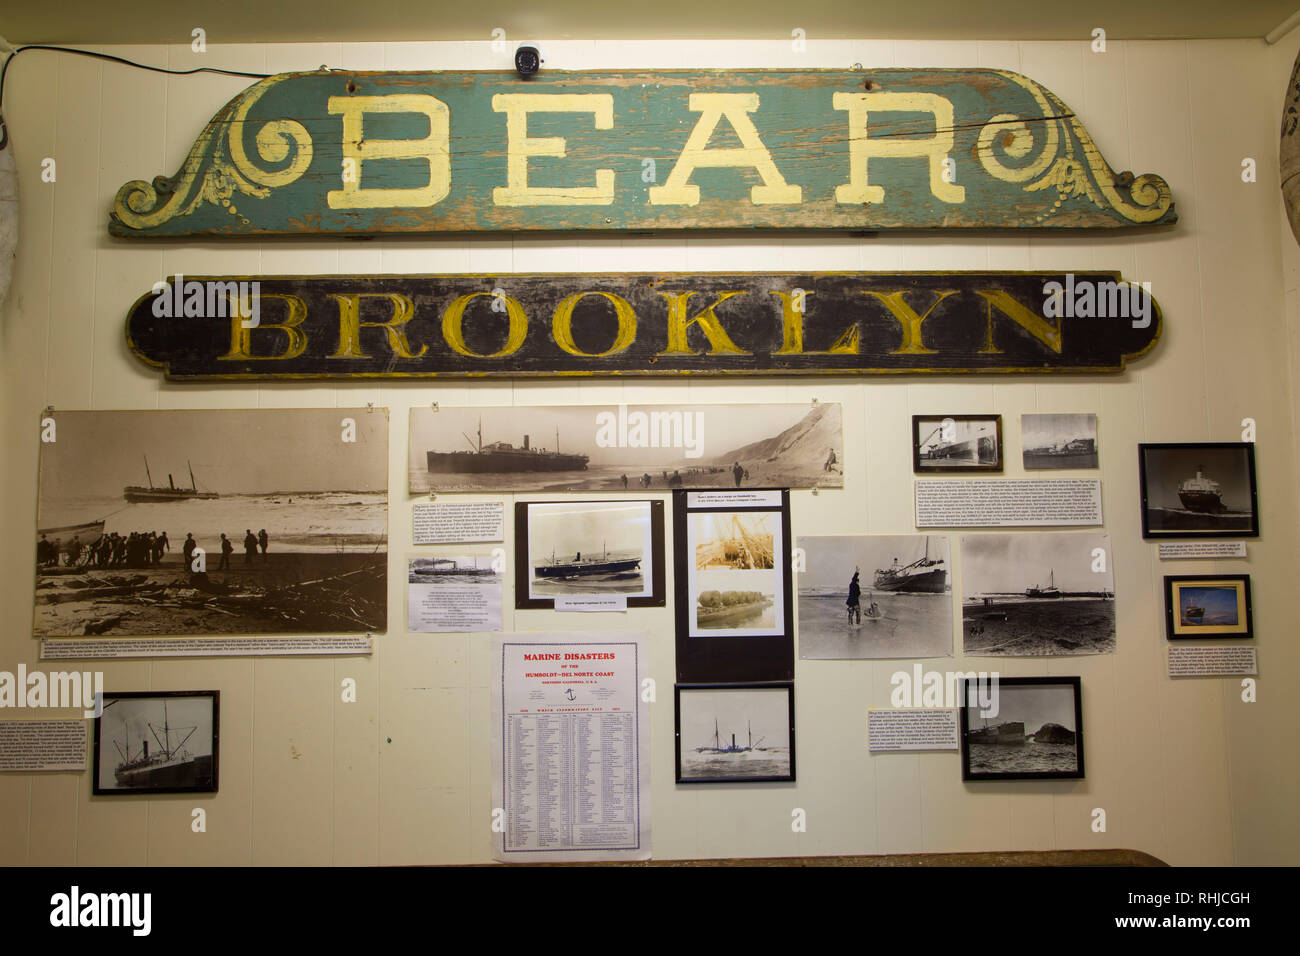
<box><xmin>34</xmin><ymin>409</ymin><xmax>388</xmax><ymax>638</ymax></box>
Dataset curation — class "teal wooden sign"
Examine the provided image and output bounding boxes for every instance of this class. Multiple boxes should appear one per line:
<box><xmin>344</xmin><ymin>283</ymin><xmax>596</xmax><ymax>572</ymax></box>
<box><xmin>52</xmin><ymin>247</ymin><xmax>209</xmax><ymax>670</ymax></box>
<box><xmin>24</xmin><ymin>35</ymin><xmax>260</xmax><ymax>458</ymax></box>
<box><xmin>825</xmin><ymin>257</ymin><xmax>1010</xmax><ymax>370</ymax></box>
<box><xmin>111</xmin><ymin>69</ymin><xmax>1176</xmax><ymax>237</ymax></box>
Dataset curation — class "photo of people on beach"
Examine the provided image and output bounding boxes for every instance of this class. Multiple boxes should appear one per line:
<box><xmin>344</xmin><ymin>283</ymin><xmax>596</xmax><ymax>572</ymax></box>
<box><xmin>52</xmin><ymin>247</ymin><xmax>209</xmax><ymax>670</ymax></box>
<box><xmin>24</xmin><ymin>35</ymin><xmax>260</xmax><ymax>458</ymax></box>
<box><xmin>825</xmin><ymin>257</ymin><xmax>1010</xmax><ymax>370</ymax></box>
<box><xmin>34</xmin><ymin>409</ymin><xmax>388</xmax><ymax>638</ymax></box>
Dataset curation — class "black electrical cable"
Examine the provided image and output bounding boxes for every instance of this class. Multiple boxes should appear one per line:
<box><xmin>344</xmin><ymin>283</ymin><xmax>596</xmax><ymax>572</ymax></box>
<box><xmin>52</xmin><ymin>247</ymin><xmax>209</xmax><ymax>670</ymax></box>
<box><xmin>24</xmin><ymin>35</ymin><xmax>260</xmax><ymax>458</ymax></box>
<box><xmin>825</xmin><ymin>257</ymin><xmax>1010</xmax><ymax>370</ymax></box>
<box><xmin>0</xmin><ymin>44</ymin><xmax>272</xmax><ymax>146</ymax></box>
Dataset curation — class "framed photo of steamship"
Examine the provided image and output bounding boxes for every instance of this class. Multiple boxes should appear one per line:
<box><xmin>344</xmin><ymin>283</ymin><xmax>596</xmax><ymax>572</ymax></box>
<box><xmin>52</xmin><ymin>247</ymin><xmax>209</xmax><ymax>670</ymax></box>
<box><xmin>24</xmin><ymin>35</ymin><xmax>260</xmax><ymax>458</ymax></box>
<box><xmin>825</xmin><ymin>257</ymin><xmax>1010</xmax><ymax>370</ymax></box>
<box><xmin>92</xmin><ymin>690</ymin><xmax>219</xmax><ymax>796</ymax></box>
<box><xmin>1163</xmin><ymin>574</ymin><xmax>1254</xmax><ymax>640</ymax></box>
<box><xmin>911</xmin><ymin>415</ymin><xmax>1003</xmax><ymax>473</ymax></box>
<box><xmin>1138</xmin><ymin>442</ymin><xmax>1259</xmax><ymax>538</ymax></box>
<box><xmin>959</xmin><ymin>676</ymin><xmax>1083</xmax><ymax>781</ymax></box>
<box><xmin>675</xmin><ymin>682</ymin><xmax>795</xmax><ymax>784</ymax></box>
<box><xmin>514</xmin><ymin>500</ymin><xmax>665</xmax><ymax>610</ymax></box>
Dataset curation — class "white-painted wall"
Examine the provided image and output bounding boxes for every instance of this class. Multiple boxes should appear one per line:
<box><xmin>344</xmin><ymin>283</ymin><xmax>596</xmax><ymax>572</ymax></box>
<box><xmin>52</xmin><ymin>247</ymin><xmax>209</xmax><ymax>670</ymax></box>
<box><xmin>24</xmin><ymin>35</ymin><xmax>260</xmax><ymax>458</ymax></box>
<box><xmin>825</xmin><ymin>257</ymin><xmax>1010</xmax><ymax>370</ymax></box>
<box><xmin>1</xmin><ymin>36</ymin><xmax>1296</xmax><ymax>865</ymax></box>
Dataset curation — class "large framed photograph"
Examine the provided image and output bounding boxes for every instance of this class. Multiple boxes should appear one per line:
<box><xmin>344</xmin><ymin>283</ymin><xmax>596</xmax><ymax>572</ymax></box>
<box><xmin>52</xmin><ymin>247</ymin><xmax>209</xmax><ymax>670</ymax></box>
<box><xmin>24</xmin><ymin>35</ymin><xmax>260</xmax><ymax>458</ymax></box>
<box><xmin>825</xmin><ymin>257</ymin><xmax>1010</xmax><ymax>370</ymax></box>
<box><xmin>92</xmin><ymin>691</ymin><xmax>219</xmax><ymax>795</ymax></box>
<box><xmin>960</xmin><ymin>677</ymin><xmax>1083</xmax><ymax>781</ymax></box>
<box><xmin>961</xmin><ymin>532</ymin><xmax>1115</xmax><ymax>656</ymax></box>
<box><xmin>912</xmin><ymin>415</ymin><xmax>1002</xmax><ymax>473</ymax></box>
<box><xmin>34</xmin><ymin>409</ymin><xmax>388</xmax><ymax>638</ymax></box>
<box><xmin>675</xmin><ymin>682</ymin><xmax>794</xmax><ymax>784</ymax></box>
<box><xmin>1138</xmin><ymin>442</ymin><xmax>1259</xmax><ymax>538</ymax></box>
<box><xmin>796</xmin><ymin>534</ymin><xmax>952</xmax><ymax>659</ymax></box>
<box><xmin>514</xmin><ymin>500</ymin><xmax>665</xmax><ymax>610</ymax></box>
<box><xmin>1022</xmin><ymin>413</ymin><xmax>1098</xmax><ymax>469</ymax></box>
<box><xmin>673</xmin><ymin>489</ymin><xmax>794</xmax><ymax>682</ymax></box>
<box><xmin>1163</xmin><ymin>574</ymin><xmax>1253</xmax><ymax>640</ymax></box>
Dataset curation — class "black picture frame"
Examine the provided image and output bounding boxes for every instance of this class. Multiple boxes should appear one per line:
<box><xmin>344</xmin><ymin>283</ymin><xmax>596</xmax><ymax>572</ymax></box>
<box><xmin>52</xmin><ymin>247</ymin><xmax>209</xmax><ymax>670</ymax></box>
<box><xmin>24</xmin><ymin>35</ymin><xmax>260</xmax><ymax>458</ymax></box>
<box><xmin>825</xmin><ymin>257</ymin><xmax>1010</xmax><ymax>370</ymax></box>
<box><xmin>912</xmin><ymin>414</ymin><xmax>1003</xmax><ymax>473</ymax></box>
<box><xmin>672</xmin><ymin>488</ymin><xmax>795</xmax><ymax>683</ymax></box>
<box><xmin>1163</xmin><ymin>574</ymin><xmax>1253</xmax><ymax>640</ymax></box>
<box><xmin>675</xmin><ymin>682</ymin><xmax>795</xmax><ymax>784</ymax></box>
<box><xmin>1138</xmin><ymin>442</ymin><xmax>1259</xmax><ymax>539</ymax></box>
<box><xmin>92</xmin><ymin>690</ymin><xmax>220</xmax><ymax>796</ymax></box>
<box><xmin>959</xmin><ymin>676</ymin><xmax>1083</xmax><ymax>781</ymax></box>
<box><xmin>514</xmin><ymin>499</ymin><xmax>665</xmax><ymax>610</ymax></box>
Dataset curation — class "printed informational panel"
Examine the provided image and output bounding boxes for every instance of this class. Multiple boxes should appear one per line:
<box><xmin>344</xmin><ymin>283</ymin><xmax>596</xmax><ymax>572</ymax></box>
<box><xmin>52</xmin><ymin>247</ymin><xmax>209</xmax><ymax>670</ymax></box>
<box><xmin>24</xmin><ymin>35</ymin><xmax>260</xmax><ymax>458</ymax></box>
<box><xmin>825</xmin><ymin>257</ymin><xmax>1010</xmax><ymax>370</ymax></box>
<box><xmin>673</xmin><ymin>489</ymin><xmax>794</xmax><ymax>682</ymax></box>
<box><xmin>109</xmin><ymin>69</ymin><xmax>1175</xmax><ymax>238</ymax></box>
<box><xmin>411</xmin><ymin>403</ymin><xmax>841</xmax><ymax>493</ymax></box>
<box><xmin>407</xmin><ymin>555</ymin><xmax>502</xmax><ymax>633</ymax></box>
<box><xmin>34</xmin><ymin>409</ymin><xmax>388</xmax><ymax>640</ymax></box>
<box><xmin>492</xmin><ymin>632</ymin><xmax>650</xmax><ymax>862</ymax></box>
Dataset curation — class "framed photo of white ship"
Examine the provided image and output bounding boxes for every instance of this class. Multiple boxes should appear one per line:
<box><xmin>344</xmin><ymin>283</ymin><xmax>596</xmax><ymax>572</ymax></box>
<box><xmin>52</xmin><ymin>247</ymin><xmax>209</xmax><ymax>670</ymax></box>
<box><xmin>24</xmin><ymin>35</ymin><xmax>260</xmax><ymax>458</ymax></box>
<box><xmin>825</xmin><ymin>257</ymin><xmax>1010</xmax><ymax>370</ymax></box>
<box><xmin>1138</xmin><ymin>442</ymin><xmax>1259</xmax><ymax>538</ymax></box>
<box><xmin>1163</xmin><ymin>574</ymin><xmax>1254</xmax><ymax>640</ymax></box>
<box><xmin>514</xmin><ymin>500</ymin><xmax>665</xmax><ymax>610</ymax></box>
<box><xmin>959</xmin><ymin>677</ymin><xmax>1083</xmax><ymax>781</ymax></box>
<box><xmin>912</xmin><ymin>415</ymin><xmax>1003</xmax><ymax>473</ymax></box>
<box><xmin>673</xmin><ymin>489</ymin><xmax>794</xmax><ymax>683</ymax></box>
<box><xmin>675</xmin><ymin>682</ymin><xmax>795</xmax><ymax>784</ymax></box>
<box><xmin>92</xmin><ymin>690</ymin><xmax>219</xmax><ymax>795</ymax></box>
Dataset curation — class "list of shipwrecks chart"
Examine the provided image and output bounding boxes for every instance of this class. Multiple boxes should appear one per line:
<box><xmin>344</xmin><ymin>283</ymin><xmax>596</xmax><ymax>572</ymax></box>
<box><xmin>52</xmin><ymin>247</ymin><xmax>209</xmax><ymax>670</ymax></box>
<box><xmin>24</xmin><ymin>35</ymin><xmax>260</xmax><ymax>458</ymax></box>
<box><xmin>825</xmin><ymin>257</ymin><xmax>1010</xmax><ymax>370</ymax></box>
<box><xmin>34</xmin><ymin>409</ymin><xmax>388</xmax><ymax>638</ymax></box>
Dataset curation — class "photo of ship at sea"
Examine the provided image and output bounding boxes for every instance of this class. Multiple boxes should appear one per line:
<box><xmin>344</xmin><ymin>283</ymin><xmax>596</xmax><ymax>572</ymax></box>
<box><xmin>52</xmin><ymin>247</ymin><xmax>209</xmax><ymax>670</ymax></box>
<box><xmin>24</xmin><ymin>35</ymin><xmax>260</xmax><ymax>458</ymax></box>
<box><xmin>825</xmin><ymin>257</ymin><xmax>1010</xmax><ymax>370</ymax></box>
<box><xmin>1178</xmin><ymin>586</ymin><xmax>1239</xmax><ymax>627</ymax></box>
<box><xmin>408</xmin><ymin>403</ymin><xmax>843</xmax><ymax>493</ymax></box>
<box><xmin>1139</xmin><ymin>443</ymin><xmax>1259</xmax><ymax>536</ymax></box>
<box><xmin>961</xmin><ymin>678</ymin><xmax>1082</xmax><ymax>779</ymax></box>
<box><xmin>961</xmin><ymin>532</ymin><xmax>1115</xmax><ymax>656</ymax></box>
<box><xmin>93</xmin><ymin>692</ymin><xmax>218</xmax><ymax>794</ymax></box>
<box><xmin>1164</xmin><ymin>574</ymin><xmax>1253</xmax><ymax>639</ymax></box>
<box><xmin>522</xmin><ymin>500</ymin><xmax>653</xmax><ymax>602</ymax></box>
<box><xmin>676</xmin><ymin>684</ymin><xmax>794</xmax><ymax>783</ymax></box>
<box><xmin>797</xmin><ymin>535</ymin><xmax>952</xmax><ymax>660</ymax></box>
<box><xmin>1022</xmin><ymin>413</ymin><xmax>1099</xmax><ymax>469</ymax></box>
<box><xmin>34</xmin><ymin>410</ymin><xmax>388</xmax><ymax>638</ymax></box>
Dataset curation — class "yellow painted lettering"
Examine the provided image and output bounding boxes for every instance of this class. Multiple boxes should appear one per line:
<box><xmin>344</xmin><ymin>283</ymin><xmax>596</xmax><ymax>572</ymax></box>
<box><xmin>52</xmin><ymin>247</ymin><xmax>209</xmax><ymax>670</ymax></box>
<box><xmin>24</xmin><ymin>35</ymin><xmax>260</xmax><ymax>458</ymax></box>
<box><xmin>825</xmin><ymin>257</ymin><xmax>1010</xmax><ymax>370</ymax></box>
<box><xmin>866</xmin><ymin>290</ymin><xmax>958</xmax><ymax>355</ymax></box>
<box><xmin>656</xmin><ymin>291</ymin><xmax>750</xmax><ymax>356</ymax></box>
<box><xmin>218</xmin><ymin>293</ymin><xmax>308</xmax><ymax>360</ymax></box>
<box><xmin>326</xmin><ymin>94</ymin><xmax>450</xmax><ymax>209</ymax></box>
<box><xmin>648</xmin><ymin>93</ymin><xmax>800</xmax><ymax>206</ymax></box>
<box><xmin>441</xmin><ymin>292</ymin><xmax>528</xmax><ymax>358</ymax></box>
<box><xmin>551</xmin><ymin>291</ymin><xmax>637</xmax><ymax>357</ymax></box>
<box><xmin>975</xmin><ymin>290</ymin><xmax>1061</xmax><ymax>354</ymax></box>
<box><xmin>492</xmin><ymin>94</ymin><xmax>615</xmax><ymax>206</ymax></box>
<box><xmin>769</xmin><ymin>291</ymin><xmax>859</xmax><ymax>355</ymax></box>
<box><xmin>833</xmin><ymin>92</ymin><xmax>965</xmax><ymax>204</ymax></box>
<box><xmin>327</xmin><ymin>293</ymin><xmax>426</xmax><ymax>359</ymax></box>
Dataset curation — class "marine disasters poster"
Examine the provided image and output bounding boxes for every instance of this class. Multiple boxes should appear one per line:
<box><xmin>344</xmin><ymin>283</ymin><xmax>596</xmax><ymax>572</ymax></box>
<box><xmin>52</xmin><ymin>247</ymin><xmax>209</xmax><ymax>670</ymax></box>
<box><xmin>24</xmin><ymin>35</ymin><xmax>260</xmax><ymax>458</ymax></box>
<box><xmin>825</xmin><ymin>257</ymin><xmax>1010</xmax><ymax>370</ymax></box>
<box><xmin>409</xmin><ymin>403</ymin><xmax>843</xmax><ymax>493</ymax></box>
<box><xmin>492</xmin><ymin>632</ymin><xmax>650</xmax><ymax>862</ymax></box>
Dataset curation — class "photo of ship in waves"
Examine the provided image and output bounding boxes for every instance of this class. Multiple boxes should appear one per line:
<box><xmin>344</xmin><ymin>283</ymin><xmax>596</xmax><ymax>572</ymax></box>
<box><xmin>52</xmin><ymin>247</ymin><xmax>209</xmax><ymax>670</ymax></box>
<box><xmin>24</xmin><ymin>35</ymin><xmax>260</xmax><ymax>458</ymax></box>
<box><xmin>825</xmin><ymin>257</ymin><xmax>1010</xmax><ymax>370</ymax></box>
<box><xmin>962</xmin><ymin>679</ymin><xmax>1082</xmax><ymax>779</ymax></box>
<box><xmin>1140</xmin><ymin>444</ymin><xmax>1258</xmax><ymax>535</ymax></box>
<box><xmin>122</xmin><ymin>455</ymin><xmax>219</xmax><ymax>503</ymax></box>
<box><xmin>677</xmin><ymin>685</ymin><xmax>793</xmax><ymax>783</ymax></box>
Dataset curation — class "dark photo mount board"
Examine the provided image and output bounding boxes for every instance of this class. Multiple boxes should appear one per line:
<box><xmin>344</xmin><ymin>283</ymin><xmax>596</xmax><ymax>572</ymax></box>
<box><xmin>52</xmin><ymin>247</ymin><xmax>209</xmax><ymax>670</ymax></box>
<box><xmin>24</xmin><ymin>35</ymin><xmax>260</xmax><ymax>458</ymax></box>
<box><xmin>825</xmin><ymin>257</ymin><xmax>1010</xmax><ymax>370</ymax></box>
<box><xmin>673</xmin><ymin>488</ymin><xmax>794</xmax><ymax>683</ymax></box>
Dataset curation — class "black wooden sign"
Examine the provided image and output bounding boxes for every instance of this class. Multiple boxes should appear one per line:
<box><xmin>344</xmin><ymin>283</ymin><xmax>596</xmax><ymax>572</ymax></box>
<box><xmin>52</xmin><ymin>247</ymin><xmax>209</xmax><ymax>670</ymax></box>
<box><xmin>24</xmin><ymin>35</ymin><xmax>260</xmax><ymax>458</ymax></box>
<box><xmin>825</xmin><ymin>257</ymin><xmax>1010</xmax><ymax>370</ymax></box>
<box><xmin>126</xmin><ymin>271</ymin><xmax>1160</xmax><ymax>379</ymax></box>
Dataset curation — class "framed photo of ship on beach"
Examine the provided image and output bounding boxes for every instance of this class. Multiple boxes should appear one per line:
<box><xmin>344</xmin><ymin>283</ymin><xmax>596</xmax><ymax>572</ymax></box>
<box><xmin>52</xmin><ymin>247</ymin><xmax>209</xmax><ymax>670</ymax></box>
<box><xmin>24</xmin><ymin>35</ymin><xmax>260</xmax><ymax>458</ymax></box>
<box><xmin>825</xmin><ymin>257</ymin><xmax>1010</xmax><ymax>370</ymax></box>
<box><xmin>673</xmin><ymin>489</ymin><xmax>795</xmax><ymax>683</ymax></box>
<box><xmin>912</xmin><ymin>415</ymin><xmax>1003</xmax><ymax>474</ymax></box>
<box><xmin>1139</xmin><ymin>442</ymin><xmax>1259</xmax><ymax>538</ymax></box>
<box><xmin>92</xmin><ymin>690</ymin><xmax>219</xmax><ymax>796</ymax></box>
<box><xmin>675</xmin><ymin>682</ymin><xmax>795</xmax><ymax>784</ymax></box>
<box><xmin>514</xmin><ymin>500</ymin><xmax>665</xmax><ymax>610</ymax></box>
<box><xmin>1163</xmin><ymin>574</ymin><xmax>1254</xmax><ymax>640</ymax></box>
<box><xmin>959</xmin><ymin>677</ymin><xmax>1083</xmax><ymax>781</ymax></box>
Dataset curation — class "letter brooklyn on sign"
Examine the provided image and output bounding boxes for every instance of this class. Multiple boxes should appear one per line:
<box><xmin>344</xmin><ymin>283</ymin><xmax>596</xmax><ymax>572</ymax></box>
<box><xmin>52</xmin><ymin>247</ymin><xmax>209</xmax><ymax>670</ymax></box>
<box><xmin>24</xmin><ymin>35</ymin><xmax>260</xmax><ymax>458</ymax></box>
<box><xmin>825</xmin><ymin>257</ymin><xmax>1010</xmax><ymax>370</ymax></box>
<box><xmin>125</xmin><ymin>272</ymin><xmax>1161</xmax><ymax>380</ymax></box>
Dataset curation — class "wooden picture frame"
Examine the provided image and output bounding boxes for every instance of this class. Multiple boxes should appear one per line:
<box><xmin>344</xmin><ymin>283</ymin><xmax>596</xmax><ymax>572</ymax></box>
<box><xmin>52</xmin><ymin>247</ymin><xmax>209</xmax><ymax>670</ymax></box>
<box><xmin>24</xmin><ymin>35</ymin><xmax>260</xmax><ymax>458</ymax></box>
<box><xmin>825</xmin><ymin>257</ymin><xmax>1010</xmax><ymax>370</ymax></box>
<box><xmin>675</xmin><ymin>682</ymin><xmax>795</xmax><ymax>784</ymax></box>
<box><xmin>959</xmin><ymin>676</ymin><xmax>1083</xmax><ymax>781</ymax></box>
<box><xmin>1138</xmin><ymin>442</ymin><xmax>1259</xmax><ymax>539</ymax></box>
<box><xmin>1164</xmin><ymin>574</ymin><xmax>1254</xmax><ymax>639</ymax></box>
<box><xmin>912</xmin><ymin>415</ymin><xmax>1003</xmax><ymax>473</ymax></box>
<box><xmin>514</xmin><ymin>499</ymin><xmax>665</xmax><ymax>610</ymax></box>
<box><xmin>92</xmin><ymin>690</ymin><xmax>219</xmax><ymax>795</ymax></box>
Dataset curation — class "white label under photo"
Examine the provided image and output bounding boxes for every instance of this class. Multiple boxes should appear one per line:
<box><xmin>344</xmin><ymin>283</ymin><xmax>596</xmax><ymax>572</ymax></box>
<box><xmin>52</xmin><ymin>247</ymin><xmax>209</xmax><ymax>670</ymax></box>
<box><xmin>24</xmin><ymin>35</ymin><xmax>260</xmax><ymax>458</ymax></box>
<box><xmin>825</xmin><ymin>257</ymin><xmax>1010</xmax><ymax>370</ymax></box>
<box><xmin>40</xmin><ymin>635</ymin><xmax>374</xmax><ymax>659</ymax></box>
<box><xmin>1168</xmin><ymin>645</ymin><xmax>1258</xmax><ymax>677</ymax></box>
<box><xmin>412</xmin><ymin>501</ymin><xmax>505</xmax><ymax>544</ymax></box>
<box><xmin>915</xmin><ymin>478</ymin><xmax>1103</xmax><ymax>527</ymax></box>
<box><xmin>1157</xmin><ymin>541</ymin><xmax>1248</xmax><ymax>560</ymax></box>
<box><xmin>0</xmin><ymin>720</ymin><xmax>87</xmax><ymax>771</ymax></box>
<box><xmin>867</xmin><ymin>709</ymin><xmax>959</xmax><ymax>752</ymax></box>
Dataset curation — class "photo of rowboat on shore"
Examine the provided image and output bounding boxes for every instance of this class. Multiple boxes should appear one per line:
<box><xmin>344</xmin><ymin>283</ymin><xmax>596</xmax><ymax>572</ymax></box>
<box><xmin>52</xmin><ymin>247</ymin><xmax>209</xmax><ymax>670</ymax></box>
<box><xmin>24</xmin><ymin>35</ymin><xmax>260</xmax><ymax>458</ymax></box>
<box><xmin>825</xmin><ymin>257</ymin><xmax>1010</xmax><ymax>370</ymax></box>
<box><xmin>34</xmin><ymin>410</ymin><xmax>388</xmax><ymax>638</ymax></box>
<box><xmin>961</xmin><ymin>532</ymin><xmax>1114</xmax><ymax>656</ymax></box>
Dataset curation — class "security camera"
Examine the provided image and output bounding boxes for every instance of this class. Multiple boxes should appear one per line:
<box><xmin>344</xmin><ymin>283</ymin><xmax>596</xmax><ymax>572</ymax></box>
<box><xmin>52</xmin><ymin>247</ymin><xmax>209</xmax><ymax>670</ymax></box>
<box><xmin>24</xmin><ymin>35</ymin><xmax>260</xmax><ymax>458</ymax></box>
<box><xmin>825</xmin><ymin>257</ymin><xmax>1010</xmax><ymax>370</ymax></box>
<box><xmin>514</xmin><ymin>45</ymin><xmax>543</xmax><ymax>77</ymax></box>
